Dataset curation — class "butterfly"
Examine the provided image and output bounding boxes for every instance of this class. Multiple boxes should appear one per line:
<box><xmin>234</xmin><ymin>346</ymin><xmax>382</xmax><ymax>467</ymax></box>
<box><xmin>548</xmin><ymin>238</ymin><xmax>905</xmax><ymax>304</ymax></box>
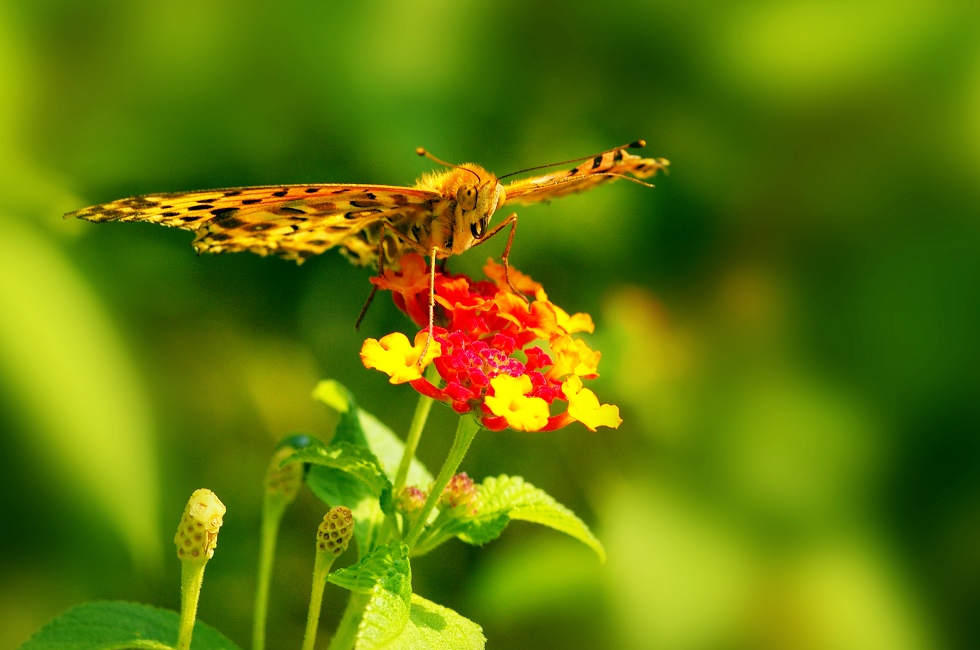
<box><xmin>66</xmin><ymin>140</ymin><xmax>668</xmax><ymax>270</ymax></box>
<box><xmin>68</xmin><ymin>141</ymin><xmax>668</xmax><ymax>337</ymax></box>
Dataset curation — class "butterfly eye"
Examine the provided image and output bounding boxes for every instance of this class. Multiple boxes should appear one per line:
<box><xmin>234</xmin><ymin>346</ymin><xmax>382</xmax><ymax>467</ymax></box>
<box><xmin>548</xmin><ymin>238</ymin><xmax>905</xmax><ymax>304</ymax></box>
<box><xmin>456</xmin><ymin>186</ymin><xmax>478</xmax><ymax>211</ymax></box>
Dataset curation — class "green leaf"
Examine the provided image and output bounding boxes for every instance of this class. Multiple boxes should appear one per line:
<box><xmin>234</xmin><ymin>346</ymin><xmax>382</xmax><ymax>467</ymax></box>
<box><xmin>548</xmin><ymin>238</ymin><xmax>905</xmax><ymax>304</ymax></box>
<box><xmin>442</xmin><ymin>475</ymin><xmax>606</xmax><ymax>562</ymax></box>
<box><xmin>312</xmin><ymin>380</ymin><xmax>432</xmax><ymax>486</ymax></box>
<box><xmin>17</xmin><ymin>601</ymin><xmax>242</xmax><ymax>650</ymax></box>
<box><xmin>295</xmin><ymin>442</ymin><xmax>392</xmax><ymax>551</ymax></box>
<box><xmin>329</xmin><ymin>542</ymin><xmax>412</xmax><ymax>648</ymax></box>
<box><xmin>312</xmin><ymin>380</ymin><xmax>368</xmax><ymax>447</ymax></box>
<box><xmin>328</xmin><ymin>544</ymin><xmax>484</xmax><ymax>650</ymax></box>
<box><xmin>381</xmin><ymin>595</ymin><xmax>485</xmax><ymax>650</ymax></box>
<box><xmin>288</xmin><ymin>442</ymin><xmax>391</xmax><ymax>499</ymax></box>
<box><xmin>329</xmin><ymin>541</ymin><xmax>412</xmax><ymax>597</ymax></box>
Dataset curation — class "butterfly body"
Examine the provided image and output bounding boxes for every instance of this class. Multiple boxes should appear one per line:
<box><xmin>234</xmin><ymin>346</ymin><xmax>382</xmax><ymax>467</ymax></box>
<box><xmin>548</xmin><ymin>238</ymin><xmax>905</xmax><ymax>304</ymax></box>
<box><xmin>67</xmin><ymin>142</ymin><xmax>668</xmax><ymax>268</ymax></box>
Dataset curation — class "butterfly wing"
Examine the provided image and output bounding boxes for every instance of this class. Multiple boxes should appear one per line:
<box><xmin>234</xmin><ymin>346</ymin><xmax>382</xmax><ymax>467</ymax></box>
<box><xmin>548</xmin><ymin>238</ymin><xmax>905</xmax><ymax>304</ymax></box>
<box><xmin>67</xmin><ymin>184</ymin><xmax>441</xmax><ymax>265</ymax></box>
<box><xmin>502</xmin><ymin>146</ymin><xmax>669</xmax><ymax>206</ymax></box>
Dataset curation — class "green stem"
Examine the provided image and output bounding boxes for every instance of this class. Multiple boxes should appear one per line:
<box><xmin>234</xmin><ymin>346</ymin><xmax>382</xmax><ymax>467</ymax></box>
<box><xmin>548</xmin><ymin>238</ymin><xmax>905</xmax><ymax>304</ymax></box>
<box><xmin>252</xmin><ymin>496</ymin><xmax>287</xmax><ymax>650</ymax></box>
<box><xmin>328</xmin><ymin>592</ymin><xmax>371</xmax><ymax>650</ymax></box>
<box><xmin>405</xmin><ymin>413</ymin><xmax>481</xmax><ymax>550</ymax></box>
<box><xmin>176</xmin><ymin>560</ymin><xmax>207</xmax><ymax>650</ymax></box>
<box><xmin>301</xmin><ymin>551</ymin><xmax>337</xmax><ymax>650</ymax></box>
<box><xmin>393</xmin><ymin>364</ymin><xmax>439</xmax><ymax>493</ymax></box>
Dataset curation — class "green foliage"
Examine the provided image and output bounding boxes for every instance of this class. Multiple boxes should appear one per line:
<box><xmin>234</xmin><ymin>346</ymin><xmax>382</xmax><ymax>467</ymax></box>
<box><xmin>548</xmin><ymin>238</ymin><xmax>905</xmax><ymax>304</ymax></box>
<box><xmin>306</xmin><ymin>380</ymin><xmax>430</xmax><ymax>553</ymax></box>
<box><xmin>420</xmin><ymin>475</ymin><xmax>606</xmax><ymax>562</ymax></box>
<box><xmin>18</xmin><ymin>601</ymin><xmax>241</xmax><ymax>650</ymax></box>
<box><xmin>329</xmin><ymin>543</ymin><xmax>484</xmax><ymax>650</ymax></box>
<box><xmin>300</xmin><ymin>441</ymin><xmax>391</xmax><ymax>555</ymax></box>
<box><xmin>384</xmin><ymin>596</ymin><xmax>485</xmax><ymax>650</ymax></box>
<box><xmin>313</xmin><ymin>380</ymin><xmax>433</xmax><ymax>486</ymax></box>
<box><xmin>289</xmin><ymin>443</ymin><xmax>392</xmax><ymax>508</ymax></box>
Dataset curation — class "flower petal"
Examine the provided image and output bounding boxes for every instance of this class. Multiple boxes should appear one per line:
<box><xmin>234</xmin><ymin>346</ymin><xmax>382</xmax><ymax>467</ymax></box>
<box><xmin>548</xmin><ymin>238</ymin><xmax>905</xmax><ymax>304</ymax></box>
<box><xmin>483</xmin><ymin>258</ymin><xmax>546</xmax><ymax>299</ymax></box>
<box><xmin>484</xmin><ymin>374</ymin><xmax>550</xmax><ymax>432</ymax></box>
<box><xmin>562</xmin><ymin>375</ymin><xmax>622</xmax><ymax>431</ymax></box>
<box><xmin>553</xmin><ymin>302</ymin><xmax>595</xmax><ymax>334</ymax></box>
<box><xmin>548</xmin><ymin>335</ymin><xmax>601</xmax><ymax>379</ymax></box>
<box><xmin>360</xmin><ymin>331</ymin><xmax>439</xmax><ymax>384</ymax></box>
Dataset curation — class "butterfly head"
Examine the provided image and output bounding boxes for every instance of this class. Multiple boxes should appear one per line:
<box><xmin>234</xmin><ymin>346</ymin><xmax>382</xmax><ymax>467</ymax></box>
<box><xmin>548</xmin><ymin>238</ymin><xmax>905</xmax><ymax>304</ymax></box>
<box><xmin>437</xmin><ymin>164</ymin><xmax>503</xmax><ymax>255</ymax></box>
<box><xmin>415</xmin><ymin>148</ymin><xmax>506</xmax><ymax>255</ymax></box>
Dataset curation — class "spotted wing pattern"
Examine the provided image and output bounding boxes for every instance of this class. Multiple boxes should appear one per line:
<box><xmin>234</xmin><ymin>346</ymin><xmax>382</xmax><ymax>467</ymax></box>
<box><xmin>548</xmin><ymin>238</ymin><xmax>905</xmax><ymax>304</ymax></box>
<box><xmin>503</xmin><ymin>145</ymin><xmax>669</xmax><ymax>206</ymax></box>
<box><xmin>66</xmin><ymin>184</ymin><xmax>441</xmax><ymax>266</ymax></box>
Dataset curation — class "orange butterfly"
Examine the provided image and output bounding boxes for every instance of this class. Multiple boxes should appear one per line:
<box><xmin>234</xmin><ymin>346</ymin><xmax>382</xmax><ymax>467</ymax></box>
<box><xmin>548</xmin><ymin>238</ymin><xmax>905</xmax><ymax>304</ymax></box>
<box><xmin>66</xmin><ymin>141</ymin><xmax>668</xmax><ymax>270</ymax></box>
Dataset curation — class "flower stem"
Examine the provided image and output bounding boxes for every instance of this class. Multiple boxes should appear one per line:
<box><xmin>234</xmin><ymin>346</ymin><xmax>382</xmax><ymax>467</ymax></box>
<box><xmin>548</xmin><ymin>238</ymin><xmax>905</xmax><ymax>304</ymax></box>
<box><xmin>405</xmin><ymin>413</ymin><xmax>481</xmax><ymax>550</ymax></box>
<box><xmin>301</xmin><ymin>551</ymin><xmax>337</xmax><ymax>650</ymax></box>
<box><xmin>176</xmin><ymin>560</ymin><xmax>206</xmax><ymax>650</ymax></box>
<box><xmin>394</xmin><ymin>364</ymin><xmax>438</xmax><ymax>493</ymax></box>
<box><xmin>252</xmin><ymin>446</ymin><xmax>303</xmax><ymax>650</ymax></box>
<box><xmin>252</xmin><ymin>497</ymin><xmax>286</xmax><ymax>650</ymax></box>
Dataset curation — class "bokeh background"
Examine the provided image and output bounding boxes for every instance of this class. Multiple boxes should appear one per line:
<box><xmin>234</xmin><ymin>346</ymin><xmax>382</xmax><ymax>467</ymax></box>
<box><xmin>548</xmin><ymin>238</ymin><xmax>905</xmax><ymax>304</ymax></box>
<box><xmin>2</xmin><ymin>1</ymin><xmax>978</xmax><ymax>649</ymax></box>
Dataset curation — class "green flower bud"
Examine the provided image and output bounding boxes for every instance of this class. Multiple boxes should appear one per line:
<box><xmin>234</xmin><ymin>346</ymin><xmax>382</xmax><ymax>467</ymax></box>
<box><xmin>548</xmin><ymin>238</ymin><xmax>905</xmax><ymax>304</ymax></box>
<box><xmin>174</xmin><ymin>488</ymin><xmax>226</xmax><ymax>561</ymax></box>
<box><xmin>316</xmin><ymin>506</ymin><xmax>354</xmax><ymax>557</ymax></box>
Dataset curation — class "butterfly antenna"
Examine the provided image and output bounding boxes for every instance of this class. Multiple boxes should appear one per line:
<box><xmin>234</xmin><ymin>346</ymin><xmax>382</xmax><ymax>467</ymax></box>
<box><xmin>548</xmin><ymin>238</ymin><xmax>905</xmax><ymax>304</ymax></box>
<box><xmin>497</xmin><ymin>140</ymin><xmax>647</xmax><ymax>180</ymax></box>
<box><xmin>416</xmin><ymin>147</ymin><xmax>481</xmax><ymax>183</ymax></box>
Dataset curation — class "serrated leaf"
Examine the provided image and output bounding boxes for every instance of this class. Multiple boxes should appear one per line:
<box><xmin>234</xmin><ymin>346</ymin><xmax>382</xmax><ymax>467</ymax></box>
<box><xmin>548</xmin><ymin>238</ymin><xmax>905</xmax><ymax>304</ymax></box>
<box><xmin>451</xmin><ymin>475</ymin><xmax>606</xmax><ymax>562</ymax></box>
<box><xmin>287</xmin><ymin>442</ymin><xmax>391</xmax><ymax>498</ymax></box>
<box><xmin>376</xmin><ymin>594</ymin><xmax>485</xmax><ymax>650</ymax></box>
<box><xmin>443</xmin><ymin>512</ymin><xmax>510</xmax><ymax>546</ymax></box>
<box><xmin>328</xmin><ymin>543</ymin><xmax>484</xmax><ymax>650</ymax></box>
<box><xmin>329</xmin><ymin>543</ymin><xmax>412</xmax><ymax>648</ymax></box>
<box><xmin>312</xmin><ymin>379</ymin><xmax>432</xmax><ymax>486</ymax></box>
<box><xmin>329</xmin><ymin>541</ymin><xmax>411</xmax><ymax>597</ymax></box>
<box><xmin>307</xmin><ymin>463</ymin><xmax>381</xmax><ymax>554</ymax></box>
<box><xmin>294</xmin><ymin>442</ymin><xmax>393</xmax><ymax>551</ymax></box>
<box><xmin>17</xmin><ymin>601</ymin><xmax>241</xmax><ymax>650</ymax></box>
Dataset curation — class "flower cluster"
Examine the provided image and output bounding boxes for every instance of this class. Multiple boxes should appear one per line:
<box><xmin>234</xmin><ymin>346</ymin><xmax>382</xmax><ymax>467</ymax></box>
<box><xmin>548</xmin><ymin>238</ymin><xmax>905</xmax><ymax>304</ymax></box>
<box><xmin>360</xmin><ymin>254</ymin><xmax>622</xmax><ymax>432</ymax></box>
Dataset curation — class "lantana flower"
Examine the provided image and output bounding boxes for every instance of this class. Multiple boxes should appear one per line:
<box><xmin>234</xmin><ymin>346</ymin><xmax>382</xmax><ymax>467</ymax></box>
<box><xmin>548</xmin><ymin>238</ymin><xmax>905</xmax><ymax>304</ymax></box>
<box><xmin>359</xmin><ymin>254</ymin><xmax>622</xmax><ymax>433</ymax></box>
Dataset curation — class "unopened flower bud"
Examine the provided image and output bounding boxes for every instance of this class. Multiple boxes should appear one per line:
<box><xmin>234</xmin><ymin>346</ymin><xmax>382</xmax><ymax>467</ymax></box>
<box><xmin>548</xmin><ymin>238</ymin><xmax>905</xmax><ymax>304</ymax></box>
<box><xmin>396</xmin><ymin>486</ymin><xmax>427</xmax><ymax>516</ymax></box>
<box><xmin>439</xmin><ymin>472</ymin><xmax>479</xmax><ymax>514</ymax></box>
<box><xmin>174</xmin><ymin>489</ymin><xmax>226</xmax><ymax>561</ymax></box>
<box><xmin>265</xmin><ymin>445</ymin><xmax>304</xmax><ymax>502</ymax></box>
<box><xmin>316</xmin><ymin>506</ymin><xmax>354</xmax><ymax>557</ymax></box>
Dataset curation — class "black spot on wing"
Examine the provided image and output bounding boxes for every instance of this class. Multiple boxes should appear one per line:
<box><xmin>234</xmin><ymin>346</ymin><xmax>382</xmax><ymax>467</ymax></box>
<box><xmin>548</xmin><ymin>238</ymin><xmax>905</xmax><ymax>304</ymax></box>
<box><xmin>217</xmin><ymin>217</ymin><xmax>246</xmax><ymax>229</ymax></box>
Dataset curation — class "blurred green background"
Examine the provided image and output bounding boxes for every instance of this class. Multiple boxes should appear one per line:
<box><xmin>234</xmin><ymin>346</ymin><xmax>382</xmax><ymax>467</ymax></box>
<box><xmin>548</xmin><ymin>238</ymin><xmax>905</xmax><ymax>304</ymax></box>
<box><xmin>2</xmin><ymin>1</ymin><xmax>978</xmax><ymax>649</ymax></box>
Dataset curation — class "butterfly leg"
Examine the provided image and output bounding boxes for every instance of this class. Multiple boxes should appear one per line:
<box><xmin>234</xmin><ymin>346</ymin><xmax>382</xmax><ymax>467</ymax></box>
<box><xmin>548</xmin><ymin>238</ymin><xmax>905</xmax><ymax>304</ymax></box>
<box><xmin>418</xmin><ymin>246</ymin><xmax>440</xmax><ymax>364</ymax></box>
<box><xmin>475</xmin><ymin>213</ymin><xmax>527</xmax><ymax>303</ymax></box>
<box><xmin>354</xmin><ymin>233</ymin><xmax>393</xmax><ymax>330</ymax></box>
<box><xmin>356</xmin><ymin>222</ymin><xmax>440</xmax><ymax>366</ymax></box>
